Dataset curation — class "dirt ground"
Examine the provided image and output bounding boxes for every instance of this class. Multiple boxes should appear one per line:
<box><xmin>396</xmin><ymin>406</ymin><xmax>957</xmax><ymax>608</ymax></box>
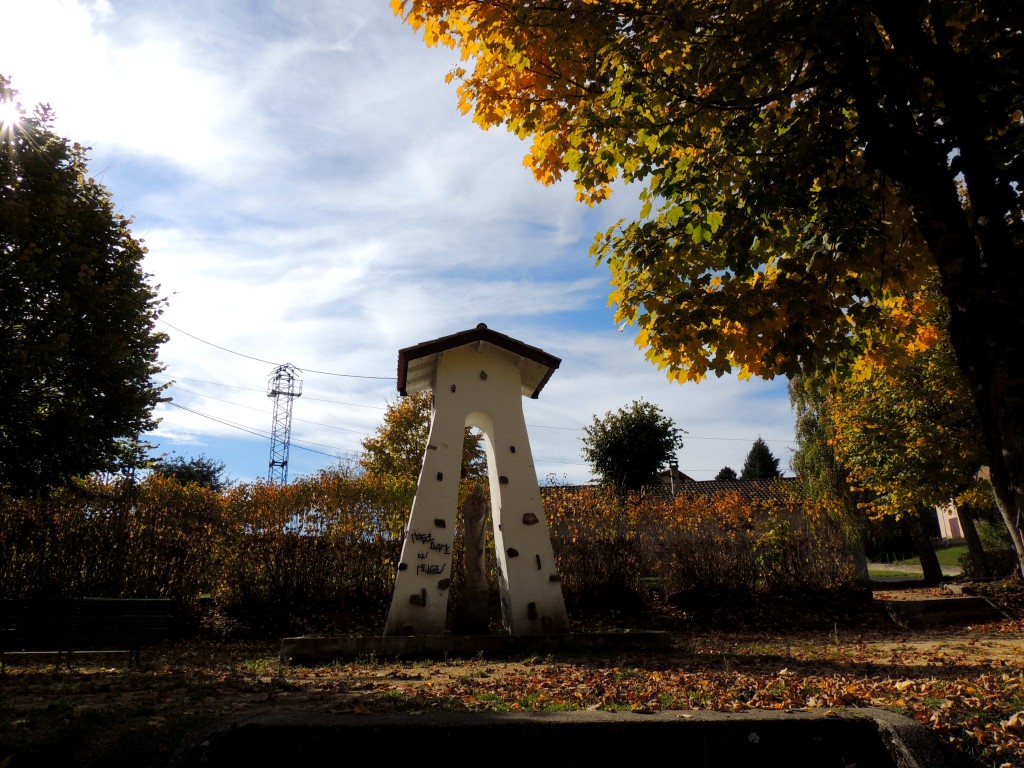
<box><xmin>1</xmin><ymin>581</ymin><xmax>1023</xmax><ymax>768</ymax></box>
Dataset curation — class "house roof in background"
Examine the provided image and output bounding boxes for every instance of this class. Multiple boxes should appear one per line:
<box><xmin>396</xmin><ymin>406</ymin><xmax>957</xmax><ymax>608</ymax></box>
<box><xmin>676</xmin><ymin>477</ymin><xmax>798</xmax><ymax>503</ymax></box>
<box><xmin>540</xmin><ymin>477</ymin><xmax>798</xmax><ymax>504</ymax></box>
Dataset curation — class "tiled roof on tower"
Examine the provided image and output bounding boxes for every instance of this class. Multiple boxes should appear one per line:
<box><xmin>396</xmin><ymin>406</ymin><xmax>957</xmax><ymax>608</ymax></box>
<box><xmin>397</xmin><ymin>323</ymin><xmax>560</xmax><ymax>399</ymax></box>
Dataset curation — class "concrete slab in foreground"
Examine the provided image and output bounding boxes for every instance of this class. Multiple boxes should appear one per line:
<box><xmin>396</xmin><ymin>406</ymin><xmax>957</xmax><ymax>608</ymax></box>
<box><xmin>881</xmin><ymin>597</ymin><xmax>1005</xmax><ymax>628</ymax></box>
<box><xmin>172</xmin><ymin>708</ymin><xmax>950</xmax><ymax>768</ymax></box>
<box><xmin>280</xmin><ymin>630</ymin><xmax>674</xmax><ymax>663</ymax></box>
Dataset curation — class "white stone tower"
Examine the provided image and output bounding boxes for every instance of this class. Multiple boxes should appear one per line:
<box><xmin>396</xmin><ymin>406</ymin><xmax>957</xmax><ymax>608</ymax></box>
<box><xmin>383</xmin><ymin>324</ymin><xmax>570</xmax><ymax>637</ymax></box>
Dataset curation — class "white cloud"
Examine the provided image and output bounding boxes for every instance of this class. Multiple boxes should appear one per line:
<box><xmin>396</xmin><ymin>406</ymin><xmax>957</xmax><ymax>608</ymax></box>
<box><xmin>3</xmin><ymin>0</ymin><xmax>797</xmax><ymax>485</ymax></box>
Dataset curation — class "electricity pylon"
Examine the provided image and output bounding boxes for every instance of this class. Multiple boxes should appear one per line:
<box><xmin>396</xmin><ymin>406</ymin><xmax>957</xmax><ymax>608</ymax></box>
<box><xmin>267</xmin><ymin>363</ymin><xmax>302</xmax><ymax>484</ymax></box>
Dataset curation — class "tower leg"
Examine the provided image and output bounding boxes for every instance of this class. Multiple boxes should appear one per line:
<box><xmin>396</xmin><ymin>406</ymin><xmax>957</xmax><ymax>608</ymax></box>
<box><xmin>382</xmin><ymin>412</ymin><xmax>462</xmax><ymax>637</ymax></box>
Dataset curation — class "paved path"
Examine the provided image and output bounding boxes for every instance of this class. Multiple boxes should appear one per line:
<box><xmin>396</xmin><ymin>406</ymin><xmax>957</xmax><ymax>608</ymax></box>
<box><xmin>868</xmin><ymin>562</ymin><xmax>962</xmax><ymax>576</ymax></box>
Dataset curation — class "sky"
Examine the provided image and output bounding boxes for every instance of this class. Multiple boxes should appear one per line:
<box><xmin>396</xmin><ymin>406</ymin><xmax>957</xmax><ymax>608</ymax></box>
<box><xmin>2</xmin><ymin>0</ymin><xmax>799</xmax><ymax>486</ymax></box>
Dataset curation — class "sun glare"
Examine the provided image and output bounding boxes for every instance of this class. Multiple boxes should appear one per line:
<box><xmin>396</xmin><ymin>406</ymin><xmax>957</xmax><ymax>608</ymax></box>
<box><xmin>0</xmin><ymin>101</ymin><xmax>22</xmax><ymax>137</ymax></box>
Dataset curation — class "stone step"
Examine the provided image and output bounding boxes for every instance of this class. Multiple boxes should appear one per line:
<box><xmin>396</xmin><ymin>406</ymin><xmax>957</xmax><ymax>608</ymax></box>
<box><xmin>174</xmin><ymin>708</ymin><xmax>952</xmax><ymax>768</ymax></box>
<box><xmin>881</xmin><ymin>597</ymin><xmax>1004</xmax><ymax>629</ymax></box>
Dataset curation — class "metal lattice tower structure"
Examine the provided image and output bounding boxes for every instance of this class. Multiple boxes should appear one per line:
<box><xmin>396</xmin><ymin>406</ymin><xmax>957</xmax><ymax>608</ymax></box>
<box><xmin>267</xmin><ymin>363</ymin><xmax>302</xmax><ymax>484</ymax></box>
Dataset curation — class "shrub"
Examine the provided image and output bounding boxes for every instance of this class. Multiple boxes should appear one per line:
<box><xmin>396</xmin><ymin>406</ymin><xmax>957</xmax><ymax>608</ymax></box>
<box><xmin>0</xmin><ymin>473</ymin><xmax>859</xmax><ymax>636</ymax></box>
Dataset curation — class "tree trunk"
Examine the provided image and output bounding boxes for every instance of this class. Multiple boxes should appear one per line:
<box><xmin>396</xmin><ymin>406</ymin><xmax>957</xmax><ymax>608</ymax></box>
<box><xmin>848</xmin><ymin>5</ymin><xmax>1024</xmax><ymax>582</ymax></box>
<box><xmin>944</xmin><ymin>274</ymin><xmax>1024</xmax><ymax>582</ymax></box>
<box><xmin>987</xmin><ymin>476</ymin><xmax>1024</xmax><ymax>579</ymax></box>
<box><xmin>907</xmin><ymin>510</ymin><xmax>944</xmax><ymax>585</ymax></box>
<box><xmin>850</xmin><ymin>537</ymin><xmax>870</xmax><ymax>586</ymax></box>
<box><xmin>957</xmin><ymin>505</ymin><xmax>989</xmax><ymax>580</ymax></box>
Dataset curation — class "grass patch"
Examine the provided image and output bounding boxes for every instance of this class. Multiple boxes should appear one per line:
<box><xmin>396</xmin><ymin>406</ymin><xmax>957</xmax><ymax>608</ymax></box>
<box><xmin>868</xmin><ymin>568</ymin><xmax>926</xmax><ymax>579</ymax></box>
<box><xmin>883</xmin><ymin>544</ymin><xmax>967</xmax><ymax>568</ymax></box>
<box><xmin>929</xmin><ymin>543</ymin><xmax>968</xmax><ymax>567</ymax></box>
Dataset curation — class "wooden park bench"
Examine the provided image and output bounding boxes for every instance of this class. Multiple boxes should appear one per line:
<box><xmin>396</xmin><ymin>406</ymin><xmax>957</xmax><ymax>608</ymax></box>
<box><xmin>0</xmin><ymin>597</ymin><xmax>174</xmax><ymax>671</ymax></box>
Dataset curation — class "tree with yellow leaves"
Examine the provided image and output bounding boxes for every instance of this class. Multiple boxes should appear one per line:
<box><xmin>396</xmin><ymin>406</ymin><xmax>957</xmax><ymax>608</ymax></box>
<box><xmin>360</xmin><ymin>390</ymin><xmax>486</xmax><ymax>485</ymax></box>
<box><xmin>392</xmin><ymin>0</ymin><xmax>1024</xmax><ymax>575</ymax></box>
<box><xmin>823</xmin><ymin>308</ymin><xmax>1023</xmax><ymax>575</ymax></box>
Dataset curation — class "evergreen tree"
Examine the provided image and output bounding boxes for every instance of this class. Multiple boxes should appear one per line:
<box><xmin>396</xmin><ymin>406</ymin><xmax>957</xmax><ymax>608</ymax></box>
<box><xmin>740</xmin><ymin>438</ymin><xmax>781</xmax><ymax>480</ymax></box>
<box><xmin>715</xmin><ymin>466</ymin><xmax>738</xmax><ymax>481</ymax></box>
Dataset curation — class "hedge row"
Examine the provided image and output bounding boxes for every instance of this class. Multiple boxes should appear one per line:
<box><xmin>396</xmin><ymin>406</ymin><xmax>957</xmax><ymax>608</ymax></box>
<box><xmin>0</xmin><ymin>470</ymin><xmax>857</xmax><ymax>635</ymax></box>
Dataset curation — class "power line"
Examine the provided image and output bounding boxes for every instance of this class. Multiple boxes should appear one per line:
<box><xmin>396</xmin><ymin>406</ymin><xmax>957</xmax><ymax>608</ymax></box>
<box><xmin>165</xmin><ymin>383</ymin><xmax>371</xmax><ymax>435</ymax></box>
<box><xmin>164</xmin><ymin>393</ymin><xmax>566</xmax><ymax>464</ymax></box>
<box><xmin>159</xmin><ymin>375</ymin><xmax>266</xmax><ymax>394</ymax></box>
<box><xmin>531</xmin><ymin>456</ymin><xmax>589</xmax><ymax>467</ymax></box>
<box><xmin>161</xmin><ymin>400</ymin><xmax>787</xmax><ymax>476</ymax></box>
<box><xmin>529</xmin><ymin>421</ymin><xmax>795</xmax><ymax>445</ymax></box>
<box><xmin>160</xmin><ymin>322</ymin><xmax>395</xmax><ymax>380</ymax></box>
<box><xmin>162</xmin><ymin>402</ymin><xmax>359</xmax><ymax>460</ymax></box>
<box><xmin>161</xmin><ymin>323</ymin><xmax>275</xmax><ymax>366</ymax></box>
<box><xmin>163</xmin><ymin>400</ymin><xmax>574</xmax><ymax>467</ymax></box>
<box><xmin>681</xmin><ymin>435</ymin><xmax>797</xmax><ymax>445</ymax></box>
<box><xmin>159</xmin><ymin>375</ymin><xmax>794</xmax><ymax>446</ymax></box>
<box><xmin>156</xmin><ymin>342</ymin><xmax>794</xmax><ymax>471</ymax></box>
<box><xmin>157</xmin><ymin>375</ymin><xmax>389</xmax><ymax>409</ymax></box>
<box><xmin>163</xmin><ymin>402</ymin><xmax>268</xmax><ymax>441</ymax></box>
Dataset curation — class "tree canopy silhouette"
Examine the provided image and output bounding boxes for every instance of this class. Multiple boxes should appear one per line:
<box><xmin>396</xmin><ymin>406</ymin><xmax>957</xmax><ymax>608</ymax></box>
<box><xmin>582</xmin><ymin>398</ymin><xmax>685</xmax><ymax>492</ymax></box>
<box><xmin>1</xmin><ymin>76</ymin><xmax>167</xmax><ymax>496</ymax></box>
